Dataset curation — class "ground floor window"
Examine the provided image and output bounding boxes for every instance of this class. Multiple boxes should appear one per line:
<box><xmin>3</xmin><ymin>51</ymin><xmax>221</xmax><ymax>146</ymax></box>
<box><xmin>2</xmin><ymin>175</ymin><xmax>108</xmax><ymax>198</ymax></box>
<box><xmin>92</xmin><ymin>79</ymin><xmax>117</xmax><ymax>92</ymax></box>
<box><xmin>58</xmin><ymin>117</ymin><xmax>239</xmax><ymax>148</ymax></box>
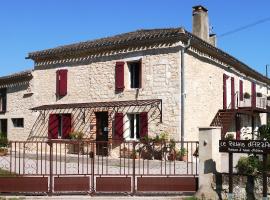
<box><xmin>12</xmin><ymin>118</ymin><xmax>24</xmax><ymax>128</ymax></box>
<box><xmin>127</xmin><ymin>113</ymin><xmax>140</xmax><ymax>140</ymax></box>
<box><xmin>48</xmin><ymin>114</ymin><xmax>71</xmax><ymax>139</ymax></box>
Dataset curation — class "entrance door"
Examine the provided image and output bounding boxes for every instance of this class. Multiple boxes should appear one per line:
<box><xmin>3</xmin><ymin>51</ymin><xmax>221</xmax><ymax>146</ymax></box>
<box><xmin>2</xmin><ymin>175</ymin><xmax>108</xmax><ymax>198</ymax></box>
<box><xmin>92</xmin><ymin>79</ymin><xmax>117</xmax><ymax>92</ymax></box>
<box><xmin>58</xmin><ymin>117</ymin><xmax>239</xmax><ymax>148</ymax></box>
<box><xmin>0</xmin><ymin>119</ymin><xmax>7</xmax><ymax>137</ymax></box>
<box><xmin>95</xmin><ymin>112</ymin><xmax>109</xmax><ymax>156</ymax></box>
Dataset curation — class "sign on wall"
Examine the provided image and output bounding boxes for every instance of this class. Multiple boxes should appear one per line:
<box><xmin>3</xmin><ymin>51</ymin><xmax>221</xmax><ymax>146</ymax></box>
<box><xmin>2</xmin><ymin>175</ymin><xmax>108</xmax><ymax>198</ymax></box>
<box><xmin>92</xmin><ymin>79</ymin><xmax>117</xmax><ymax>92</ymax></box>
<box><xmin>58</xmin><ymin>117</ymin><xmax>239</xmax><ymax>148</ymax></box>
<box><xmin>219</xmin><ymin>140</ymin><xmax>270</xmax><ymax>154</ymax></box>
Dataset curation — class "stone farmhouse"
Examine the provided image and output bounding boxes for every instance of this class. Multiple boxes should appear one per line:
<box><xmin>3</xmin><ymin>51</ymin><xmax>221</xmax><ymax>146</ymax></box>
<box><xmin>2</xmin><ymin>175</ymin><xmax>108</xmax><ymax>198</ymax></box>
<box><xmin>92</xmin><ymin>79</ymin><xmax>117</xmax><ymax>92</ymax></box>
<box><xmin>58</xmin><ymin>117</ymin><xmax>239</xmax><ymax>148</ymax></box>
<box><xmin>0</xmin><ymin>5</ymin><xmax>269</xmax><ymax>147</ymax></box>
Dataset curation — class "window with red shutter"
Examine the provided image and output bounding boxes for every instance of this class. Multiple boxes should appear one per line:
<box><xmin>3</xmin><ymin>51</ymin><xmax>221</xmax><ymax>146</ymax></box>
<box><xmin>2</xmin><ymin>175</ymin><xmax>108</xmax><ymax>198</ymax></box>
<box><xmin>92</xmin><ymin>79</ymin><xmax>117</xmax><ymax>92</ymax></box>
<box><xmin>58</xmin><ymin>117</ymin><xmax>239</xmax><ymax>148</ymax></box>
<box><xmin>128</xmin><ymin>60</ymin><xmax>142</xmax><ymax>88</ymax></box>
<box><xmin>239</xmin><ymin>80</ymin><xmax>243</xmax><ymax>101</ymax></box>
<box><xmin>115</xmin><ymin>62</ymin><xmax>125</xmax><ymax>92</ymax></box>
<box><xmin>56</xmin><ymin>69</ymin><xmax>68</xmax><ymax>97</ymax></box>
<box><xmin>223</xmin><ymin>74</ymin><xmax>229</xmax><ymax>109</ymax></box>
<box><xmin>231</xmin><ymin>77</ymin><xmax>235</xmax><ymax>109</ymax></box>
<box><xmin>139</xmin><ymin>112</ymin><xmax>148</xmax><ymax>138</ymax></box>
<box><xmin>251</xmin><ymin>82</ymin><xmax>256</xmax><ymax>107</ymax></box>
<box><xmin>62</xmin><ymin>114</ymin><xmax>72</xmax><ymax>139</ymax></box>
<box><xmin>48</xmin><ymin>114</ymin><xmax>59</xmax><ymax>139</ymax></box>
<box><xmin>114</xmin><ymin>113</ymin><xmax>124</xmax><ymax>140</ymax></box>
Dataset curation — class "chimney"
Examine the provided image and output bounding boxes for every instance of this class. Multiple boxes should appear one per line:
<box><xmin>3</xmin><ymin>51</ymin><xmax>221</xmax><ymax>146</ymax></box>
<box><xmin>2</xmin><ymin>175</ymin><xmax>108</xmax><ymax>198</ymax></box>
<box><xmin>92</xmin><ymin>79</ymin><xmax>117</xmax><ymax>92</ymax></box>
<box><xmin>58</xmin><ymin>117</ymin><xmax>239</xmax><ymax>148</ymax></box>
<box><xmin>209</xmin><ymin>34</ymin><xmax>217</xmax><ymax>47</ymax></box>
<box><xmin>192</xmin><ymin>5</ymin><xmax>209</xmax><ymax>42</ymax></box>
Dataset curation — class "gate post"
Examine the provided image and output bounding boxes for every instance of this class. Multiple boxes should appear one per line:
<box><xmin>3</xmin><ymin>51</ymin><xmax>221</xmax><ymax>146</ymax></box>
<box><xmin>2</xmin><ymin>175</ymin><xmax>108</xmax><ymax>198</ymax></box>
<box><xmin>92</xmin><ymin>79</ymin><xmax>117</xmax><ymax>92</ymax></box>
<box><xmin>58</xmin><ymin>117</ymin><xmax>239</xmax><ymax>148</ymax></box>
<box><xmin>48</xmin><ymin>140</ymin><xmax>53</xmax><ymax>196</ymax></box>
<box><xmin>262</xmin><ymin>153</ymin><xmax>268</xmax><ymax>200</ymax></box>
<box><xmin>195</xmin><ymin>127</ymin><xmax>221</xmax><ymax>199</ymax></box>
<box><xmin>132</xmin><ymin>141</ymin><xmax>136</xmax><ymax>195</ymax></box>
<box><xmin>90</xmin><ymin>143</ymin><xmax>95</xmax><ymax>195</ymax></box>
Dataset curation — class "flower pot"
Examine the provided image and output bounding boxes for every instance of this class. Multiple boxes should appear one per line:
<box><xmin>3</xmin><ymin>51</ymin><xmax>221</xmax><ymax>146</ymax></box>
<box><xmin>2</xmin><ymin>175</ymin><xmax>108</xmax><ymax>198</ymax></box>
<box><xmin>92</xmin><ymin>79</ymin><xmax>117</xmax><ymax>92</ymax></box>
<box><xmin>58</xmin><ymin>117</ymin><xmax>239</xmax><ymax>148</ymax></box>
<box><xmin>179</xmin><ymin>155</ymin><xmax>187</xmax><ymax>162</ymax></box>
<box><xmin>0</xmin><ymin>148</ymin><xmax>8</xmax><ymax>156</ymax></box>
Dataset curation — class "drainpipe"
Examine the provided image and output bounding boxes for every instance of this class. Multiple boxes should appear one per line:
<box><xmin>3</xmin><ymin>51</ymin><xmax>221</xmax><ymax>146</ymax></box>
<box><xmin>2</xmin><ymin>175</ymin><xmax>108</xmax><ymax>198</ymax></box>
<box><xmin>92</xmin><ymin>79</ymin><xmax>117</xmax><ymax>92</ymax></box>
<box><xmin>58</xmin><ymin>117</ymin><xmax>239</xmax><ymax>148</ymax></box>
<box><xmin>180</xmin><ymin>39</ymin><xmax>191</xmax><ymax>148</ymax></box>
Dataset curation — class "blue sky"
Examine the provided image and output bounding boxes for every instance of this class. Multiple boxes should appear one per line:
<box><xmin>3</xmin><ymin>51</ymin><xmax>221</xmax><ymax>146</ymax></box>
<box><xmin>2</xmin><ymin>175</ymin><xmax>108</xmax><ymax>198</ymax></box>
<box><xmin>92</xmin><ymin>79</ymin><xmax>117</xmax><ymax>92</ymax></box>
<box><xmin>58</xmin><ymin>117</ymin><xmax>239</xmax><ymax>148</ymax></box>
<box><xmin>1</xmin><ymin>0</ymin><xmax>270</xmax><ymax>76</ymax></box>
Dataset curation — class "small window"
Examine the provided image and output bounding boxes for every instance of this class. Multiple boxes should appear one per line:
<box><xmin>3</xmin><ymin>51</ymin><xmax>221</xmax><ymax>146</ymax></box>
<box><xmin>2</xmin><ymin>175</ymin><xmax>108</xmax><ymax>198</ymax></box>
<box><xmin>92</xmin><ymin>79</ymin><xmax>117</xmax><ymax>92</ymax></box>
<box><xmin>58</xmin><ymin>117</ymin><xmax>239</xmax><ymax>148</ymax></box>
<box><xmin>127</xmin><ymin>114</ymin><xmax>140</xmax><ymax>140</ymax></box>
<box><xmin>128</xmin><ymin>61</ymin><xmax>141</xmax><ymax>89</ymax></box>
<box><xmin>0</xmin><ymin>88</ymin><xmax>7</xmax><ymax>113</ymax></box>
<box><xmin>56</xmin><ymin>69</ymin><xmax>68</xmax><ymax>98</ymax></box>
<box><xmin>12</xmin><ymin>118</ymin><xmax>24</xmax><ymax>128</ymax></box>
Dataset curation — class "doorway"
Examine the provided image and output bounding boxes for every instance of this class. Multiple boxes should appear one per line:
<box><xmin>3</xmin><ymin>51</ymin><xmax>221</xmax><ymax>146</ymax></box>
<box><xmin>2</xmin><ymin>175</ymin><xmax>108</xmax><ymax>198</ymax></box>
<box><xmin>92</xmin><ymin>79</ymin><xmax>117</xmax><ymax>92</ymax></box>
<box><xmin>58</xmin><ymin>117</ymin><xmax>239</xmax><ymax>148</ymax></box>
<box><xmin>0</xmin><ymin>119</ymin><xmax>7</xmax><ymax>137</ymax></box>
<box><xmin>95</xmin><ymin>112</ymin><xmax>109</xmax><ymax>156</ymax></box>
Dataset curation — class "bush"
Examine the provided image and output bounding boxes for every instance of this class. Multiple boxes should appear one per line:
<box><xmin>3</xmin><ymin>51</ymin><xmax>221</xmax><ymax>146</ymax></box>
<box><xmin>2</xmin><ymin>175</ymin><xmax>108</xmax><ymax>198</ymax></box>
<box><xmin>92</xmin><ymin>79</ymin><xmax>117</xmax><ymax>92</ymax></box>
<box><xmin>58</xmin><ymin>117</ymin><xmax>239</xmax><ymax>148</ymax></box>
<box><xmin>236</xmin><ymin>156</ymin><xmax>260</xmax><ymax>175</ymax></box>
<box><xmin>225</xmin><ymin>133</ymin><xmax>234</xmax><ymax>140</ymax></box>
<box><xmin>0</xmin><ymin>132</ymin><xmax>8</xmax><ymax>148</ymax></box>
<box><xmin>244</xmin><ymin>92</ymin><xmax>251</xmax><ymax>99</ymax></box>
<box><xmin>69</xmin><ymin>131</ymin><xmax>84</xmax><ymax>140</ymax></box>
<box><xmin>258</xmin><ymin>124</ymin><xmax>270</xmax><ymax>141</ymax></box>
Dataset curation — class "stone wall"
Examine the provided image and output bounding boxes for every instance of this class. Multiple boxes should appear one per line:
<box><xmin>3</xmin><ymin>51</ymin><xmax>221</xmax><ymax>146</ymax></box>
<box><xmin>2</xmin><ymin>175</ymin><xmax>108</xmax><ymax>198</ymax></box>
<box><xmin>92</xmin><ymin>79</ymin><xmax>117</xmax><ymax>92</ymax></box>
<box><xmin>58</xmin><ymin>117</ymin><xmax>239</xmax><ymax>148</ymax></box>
<box><xmin>185</xmin><ymin>49</ymin><xmax>268</xmax><ymax>141</ymax></box>
<box><xmin>0</xmin><ymin>81</ymin><xmax>37</xmax><ymax>141</ymax></box>
<box><xmin>32</xmin><ymin>47</ymin><xmax>181</xmax><ymax>140</ymax></box>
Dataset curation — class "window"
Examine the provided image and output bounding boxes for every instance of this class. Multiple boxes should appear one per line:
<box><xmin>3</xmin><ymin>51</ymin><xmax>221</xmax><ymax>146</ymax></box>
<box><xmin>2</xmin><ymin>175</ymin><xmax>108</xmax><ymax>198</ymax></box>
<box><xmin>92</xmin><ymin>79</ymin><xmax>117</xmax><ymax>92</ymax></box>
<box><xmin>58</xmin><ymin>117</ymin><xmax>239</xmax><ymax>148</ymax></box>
<box><xmin>12</xmin><ymin>118</ymin><xmax>24</xmax><ymax>128</ymax></box>
<box><xmin>48</xmin><ymin>114</ymin><xmax>71</xmax><ymax>139</ymax></box>
<box><xmin>127</xmin><ymin>114</ymin><xmax>140</xmax><ymax>140</ymax></box>
<box><xmin>128</xmin><ymin>61</ymin><xmax>141</xmax><ymax>88</ymax></box>
<box><xmin>0</xmin><ymin>88</ymin><xmax>7</xmax><ymax>113</ymax></box>
<box><xmin>56</xmin><ymin>69</ymin><xmax>68</xmax><ymax>97</ymax></box>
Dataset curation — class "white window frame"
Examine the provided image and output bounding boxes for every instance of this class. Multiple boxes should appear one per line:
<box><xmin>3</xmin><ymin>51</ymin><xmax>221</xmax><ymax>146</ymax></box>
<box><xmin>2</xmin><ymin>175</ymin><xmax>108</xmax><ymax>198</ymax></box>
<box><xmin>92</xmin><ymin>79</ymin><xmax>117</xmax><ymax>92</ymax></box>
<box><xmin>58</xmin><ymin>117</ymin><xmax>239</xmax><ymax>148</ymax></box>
<box><xmin>125</xmin><ymin>113</ymin><xmax>140</xmax><ymax>141</ymax></box>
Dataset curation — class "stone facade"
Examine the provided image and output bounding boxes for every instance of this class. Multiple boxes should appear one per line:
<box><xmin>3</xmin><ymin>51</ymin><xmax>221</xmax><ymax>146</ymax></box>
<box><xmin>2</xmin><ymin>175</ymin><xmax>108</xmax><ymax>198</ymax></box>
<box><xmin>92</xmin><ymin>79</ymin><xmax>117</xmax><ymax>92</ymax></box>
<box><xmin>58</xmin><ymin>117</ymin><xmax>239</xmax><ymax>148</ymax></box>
<box><xmin>1</xmin><ymin>40</ymin><xmax>269</xmax><ymax>142</ymax></box>
<box><xmin>0</xmin><ymin>80</ymin><xmax>37</xmax><ymax>141</ymax></box>
<box><xmin>29</xmin><ymin>46</ymin><xmax>181</xmax><ymax>141</ymax></box>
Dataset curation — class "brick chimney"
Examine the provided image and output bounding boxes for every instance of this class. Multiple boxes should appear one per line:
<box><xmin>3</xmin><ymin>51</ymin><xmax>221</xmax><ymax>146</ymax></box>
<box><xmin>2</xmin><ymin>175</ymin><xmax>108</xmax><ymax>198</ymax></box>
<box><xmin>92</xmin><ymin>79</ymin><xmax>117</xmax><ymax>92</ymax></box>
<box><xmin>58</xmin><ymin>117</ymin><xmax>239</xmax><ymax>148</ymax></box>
<box><xmin>192</xmin><ymin>5</ymin><xmax>209</xmax><ymax>42</ymax></box>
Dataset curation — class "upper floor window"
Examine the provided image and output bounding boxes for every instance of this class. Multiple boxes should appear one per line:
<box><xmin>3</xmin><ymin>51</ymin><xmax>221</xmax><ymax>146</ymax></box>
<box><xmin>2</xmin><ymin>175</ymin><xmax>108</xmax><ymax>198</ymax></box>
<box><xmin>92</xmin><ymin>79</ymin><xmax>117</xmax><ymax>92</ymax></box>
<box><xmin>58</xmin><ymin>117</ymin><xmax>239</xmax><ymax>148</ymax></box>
<box><xmin>56</xmin><ymin>69</ymin><xmax>68</xmax><ymax>98</ymax></box>
<box><xmin>128</xmin><ymin>61</ymin><xmax>141</xmax><ymax>89</ymax></box>
<box><xmin>0</xmin><ymin>88</ymin><xmax>7</xmax><ymax>113</ymax></box>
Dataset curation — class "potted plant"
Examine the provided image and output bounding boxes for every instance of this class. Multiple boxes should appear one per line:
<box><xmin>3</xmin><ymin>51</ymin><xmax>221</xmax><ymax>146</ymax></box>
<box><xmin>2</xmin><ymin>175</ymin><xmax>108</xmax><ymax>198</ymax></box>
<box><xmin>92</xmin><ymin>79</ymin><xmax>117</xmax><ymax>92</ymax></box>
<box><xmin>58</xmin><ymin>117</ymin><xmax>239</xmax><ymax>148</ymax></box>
<box><xmin>0</xmin><ymin>133</ymin><xmax>8</xmax><ymax>156</ymax></box>
<box><xmin>177</xmin><ymin>148</ymin><xmax>187</xmax><ymax>161</ymax></box>
<box><xmin>244</xmin><ymin>92</ymin><xmax>251</xmax><ymax>99</ymax></box>
<box><xmin>69</xmin><ymin>131</ymin><xmax>84</xmax><ymax>154</ymax></box>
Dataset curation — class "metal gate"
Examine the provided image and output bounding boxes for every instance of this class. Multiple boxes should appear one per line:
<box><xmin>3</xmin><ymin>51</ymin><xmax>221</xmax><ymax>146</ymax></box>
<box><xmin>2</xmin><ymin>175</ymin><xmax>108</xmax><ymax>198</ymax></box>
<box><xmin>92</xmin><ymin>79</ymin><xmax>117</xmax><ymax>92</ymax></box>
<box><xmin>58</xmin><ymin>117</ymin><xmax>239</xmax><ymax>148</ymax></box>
<box><xmin>0</xmin><ymin>140</ymin><xmax>198</xmax><ymax>195</ymax></box>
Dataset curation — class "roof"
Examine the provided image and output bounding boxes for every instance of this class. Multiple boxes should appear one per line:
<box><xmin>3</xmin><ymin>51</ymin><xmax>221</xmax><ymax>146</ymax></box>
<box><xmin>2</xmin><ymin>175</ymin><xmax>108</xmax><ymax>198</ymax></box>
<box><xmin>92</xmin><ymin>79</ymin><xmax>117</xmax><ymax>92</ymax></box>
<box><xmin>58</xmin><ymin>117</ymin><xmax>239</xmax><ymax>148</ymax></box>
<box><xmin>31</xmin><ymin>99</ymin><xmax>162</xmax><ymax>111</ymax></box>
<box><xmin>0</xmin><ymin>70</ymin><xmax>32</xmax><ymax>86</ymax></box>
<box><xmin>27</xmin><ymin>28</ymin><xmax>184</xmax><ymax>60</ymax></box>
<box><xmin>27</xmin><ymin>27</ymin><xmax>270</xmax><ymax>85</ymax></box>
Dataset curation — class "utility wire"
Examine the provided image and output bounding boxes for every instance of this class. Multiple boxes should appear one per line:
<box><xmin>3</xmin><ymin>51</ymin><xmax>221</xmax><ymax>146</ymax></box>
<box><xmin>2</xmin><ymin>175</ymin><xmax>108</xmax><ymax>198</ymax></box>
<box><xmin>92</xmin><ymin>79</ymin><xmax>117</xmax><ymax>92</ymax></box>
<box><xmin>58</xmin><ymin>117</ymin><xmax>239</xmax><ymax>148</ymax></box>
<box><xmin>219</xmin><ymin>17</ymin><xmax>270</xmax><ymax>38</ymax></box>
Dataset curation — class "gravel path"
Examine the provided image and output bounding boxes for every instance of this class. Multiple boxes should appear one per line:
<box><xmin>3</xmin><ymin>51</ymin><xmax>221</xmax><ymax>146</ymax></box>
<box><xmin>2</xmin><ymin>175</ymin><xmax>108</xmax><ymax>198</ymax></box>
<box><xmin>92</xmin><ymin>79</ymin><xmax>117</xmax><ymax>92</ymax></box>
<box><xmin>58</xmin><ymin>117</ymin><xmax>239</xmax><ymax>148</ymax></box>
<box><xmin>0</xmin><ymin>153</ymin><xmax>198</xmax><ymax>176</ymax></box>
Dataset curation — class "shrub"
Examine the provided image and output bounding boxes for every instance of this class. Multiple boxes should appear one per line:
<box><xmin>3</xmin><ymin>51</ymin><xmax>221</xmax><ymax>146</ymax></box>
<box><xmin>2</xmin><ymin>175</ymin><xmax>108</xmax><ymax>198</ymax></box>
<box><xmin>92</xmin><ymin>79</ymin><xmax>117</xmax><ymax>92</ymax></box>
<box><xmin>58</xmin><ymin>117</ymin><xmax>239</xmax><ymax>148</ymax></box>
<box><xmin>244</xmin><ymin>92</ymin><xmax>251</xmax><ymax>99</ymax></box>
<box><xmin>0</xmin><ymin>132</ymin><xmax>8</xmax><ymax>148</ymax></box>
<box><xmin>69</xmin><ymin>131</ymin><xmax>84</xmax><ymax>140</ymax></box>
<box><xmin>258</xmin><ymin>124</ymin><xmax>270</xmax><ymax>141</ymax></box>
<box><xmin>236</xmin><ymin>156</ymin><xmax>260</xmax><ymax>175</ymax></box>
<box><xmin>225</xmin><ymin>133</ymin><xmax>234</xmax><ymax>140</ymax></box>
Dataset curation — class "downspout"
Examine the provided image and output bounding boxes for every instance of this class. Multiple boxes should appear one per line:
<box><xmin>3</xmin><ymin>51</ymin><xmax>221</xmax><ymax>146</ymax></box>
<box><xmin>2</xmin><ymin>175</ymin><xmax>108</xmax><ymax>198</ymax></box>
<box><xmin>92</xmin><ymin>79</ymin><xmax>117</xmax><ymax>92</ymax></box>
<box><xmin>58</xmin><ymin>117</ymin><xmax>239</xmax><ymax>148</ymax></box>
<box><xmin>180</xmin><ymin>39</ymin><xmax>191</xmax><ymax>148</ymax></box>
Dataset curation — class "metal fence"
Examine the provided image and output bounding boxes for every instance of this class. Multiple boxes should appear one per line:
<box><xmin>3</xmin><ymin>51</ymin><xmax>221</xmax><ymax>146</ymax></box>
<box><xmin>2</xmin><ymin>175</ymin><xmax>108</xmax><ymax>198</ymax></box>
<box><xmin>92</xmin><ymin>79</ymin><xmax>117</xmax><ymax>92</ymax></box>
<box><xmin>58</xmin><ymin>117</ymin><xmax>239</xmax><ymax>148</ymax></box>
<box><xmin>0</xmin><ymin>140</ymin><xmax>199</xmax><ymax>195</ymax></box>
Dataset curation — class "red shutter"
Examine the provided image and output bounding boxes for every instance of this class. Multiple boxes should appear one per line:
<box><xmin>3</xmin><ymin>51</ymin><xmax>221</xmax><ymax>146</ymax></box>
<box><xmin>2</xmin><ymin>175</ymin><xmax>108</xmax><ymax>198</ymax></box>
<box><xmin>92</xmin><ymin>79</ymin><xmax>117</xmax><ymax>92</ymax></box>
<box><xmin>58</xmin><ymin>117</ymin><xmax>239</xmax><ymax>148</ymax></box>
<box><xmin>56</xmin><ymin>70</ymin><xmax>60</xmax><ymax>96</ymax></box>
<box><xmin>59</xmin><ymin>69</ymin><xmax>68</xmax><ymax>96</ymax></box>
<box><xmin>115</xmin><ymin>62</ymin><xmax>125</xmax><ymax>92</ymax></box>
<box><xmin>231</xmin><ymin>77</ymin><xmax>235</xmax><ymax>109</ymax></box>
<box><xmin>223</xmin><ymin>74</ymin><xmax>228</xmax><ymax>109</ymax></box>
<box><xmin>114</xmin><ymin>113</ymin><xmax>124</xmax><ymax>140</ymax></box>
<box><xmin>252</xmin><ymin>82</ymin><xmax>256</xmax><ymax>108</ymax></box>
<box><xmin>48</xmin><ymin>114</ymin><xmax>59</xmax><ymax>139</ymax></box>
<box><xmin>239</xmin><ymin>80</ymin><xmax>243</xmax><ymax>101</ymax></box>
<box><xmin>62</xmin><ymin>114</ymin><xmax>71</xmax><ymax>139</ymax></box>
<box><xmin>139</xmin><ymin>112</ymin><xmax>148</xmax><ymax>138</ymax></box>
